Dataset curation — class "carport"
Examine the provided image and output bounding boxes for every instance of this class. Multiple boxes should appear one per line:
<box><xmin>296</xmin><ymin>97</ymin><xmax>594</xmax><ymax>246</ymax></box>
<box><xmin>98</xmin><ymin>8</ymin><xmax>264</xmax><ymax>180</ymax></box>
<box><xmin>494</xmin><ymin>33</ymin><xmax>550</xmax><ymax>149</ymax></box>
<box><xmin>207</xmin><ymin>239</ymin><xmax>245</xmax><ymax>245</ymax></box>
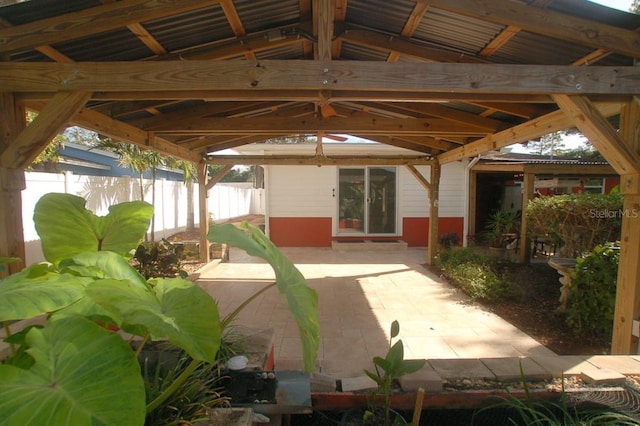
<box><xmin>0</xmin><ymin>0</ymin><xmax>639</xmax><ymax>353</ymax></box>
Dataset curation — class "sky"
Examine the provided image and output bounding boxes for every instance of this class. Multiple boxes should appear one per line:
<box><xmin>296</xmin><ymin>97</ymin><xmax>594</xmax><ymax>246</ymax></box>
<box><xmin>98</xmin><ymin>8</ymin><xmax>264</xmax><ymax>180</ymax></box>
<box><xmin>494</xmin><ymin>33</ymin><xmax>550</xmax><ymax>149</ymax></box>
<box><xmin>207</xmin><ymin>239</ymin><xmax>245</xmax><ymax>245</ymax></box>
<box><xmin>589</xmin><ymin>0</ymin><xmax>633</xmax><ymax>11</ymax></box>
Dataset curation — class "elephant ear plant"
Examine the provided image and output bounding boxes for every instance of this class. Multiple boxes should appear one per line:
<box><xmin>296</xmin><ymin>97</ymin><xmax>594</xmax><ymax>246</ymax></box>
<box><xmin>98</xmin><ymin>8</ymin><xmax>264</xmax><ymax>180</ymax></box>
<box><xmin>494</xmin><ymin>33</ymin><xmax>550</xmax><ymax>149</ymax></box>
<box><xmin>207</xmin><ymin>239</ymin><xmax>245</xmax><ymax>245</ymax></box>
<box><xmin>0</xmin><ymin>193</ymin><xmax>319</xmax><ymax>426</ymax></box>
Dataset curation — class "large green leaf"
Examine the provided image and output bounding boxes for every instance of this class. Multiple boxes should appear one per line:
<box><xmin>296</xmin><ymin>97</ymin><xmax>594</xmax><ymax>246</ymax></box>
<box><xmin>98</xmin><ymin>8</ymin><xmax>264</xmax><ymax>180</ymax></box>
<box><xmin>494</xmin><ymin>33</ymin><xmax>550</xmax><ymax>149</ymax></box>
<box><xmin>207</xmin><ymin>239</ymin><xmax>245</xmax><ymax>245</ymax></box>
<box><xmin>34</xmin><ymin>193</ymin><xmax>153</xmax><ymax>264</ymax></box>
<box><xmin>208</xmin><ymin>222</ymin><xmax>319</xmax><ymax>372</ymax></box>
<box><xmin>0</xmin><ymin>264</ymin><xmax>90</xmax><ymax>322</ymax></box>
<box><xmin>66</xmin><ymin>251</ymin><xmax>149</xmax><ymax>288</ymax></box>
<box><xmin>0</xmin><ymin>317</ymin><xmax>145</xmax><ymax>426</ymax></box>
<box><xmin>86</xmin><ymin>278</ymin><xmax>221</xmax><ymax>363</ymax></box>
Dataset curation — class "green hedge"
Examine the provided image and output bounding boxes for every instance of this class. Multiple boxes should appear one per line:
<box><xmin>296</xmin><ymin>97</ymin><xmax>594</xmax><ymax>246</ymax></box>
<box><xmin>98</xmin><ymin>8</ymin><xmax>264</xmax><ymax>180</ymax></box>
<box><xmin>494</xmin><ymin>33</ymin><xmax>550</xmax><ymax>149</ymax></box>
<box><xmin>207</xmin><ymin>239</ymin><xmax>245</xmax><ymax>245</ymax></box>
<box><xmin>435</xmin><ymin>248</ymin><xmax>513</xmax><ymax>302</ymax></box>
<box><xmin>527</xmin><ymin>193</ymin><xmax>623</xmax><ymax>257</ymax></box>
<box><xmin>566</xmin><ymin>242</ymin><xmax>619</xmax><ymax>340</ymax></box>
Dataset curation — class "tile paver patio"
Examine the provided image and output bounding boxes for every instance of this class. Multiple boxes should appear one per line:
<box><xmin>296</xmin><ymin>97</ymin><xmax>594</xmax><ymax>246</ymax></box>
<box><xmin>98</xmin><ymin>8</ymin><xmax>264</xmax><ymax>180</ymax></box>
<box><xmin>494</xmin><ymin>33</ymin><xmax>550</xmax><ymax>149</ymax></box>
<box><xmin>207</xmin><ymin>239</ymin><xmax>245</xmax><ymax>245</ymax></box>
<box><xmin>197</xmin><ymin>247</ymin><xmax>556</xmax><ymax>378</ymax></box>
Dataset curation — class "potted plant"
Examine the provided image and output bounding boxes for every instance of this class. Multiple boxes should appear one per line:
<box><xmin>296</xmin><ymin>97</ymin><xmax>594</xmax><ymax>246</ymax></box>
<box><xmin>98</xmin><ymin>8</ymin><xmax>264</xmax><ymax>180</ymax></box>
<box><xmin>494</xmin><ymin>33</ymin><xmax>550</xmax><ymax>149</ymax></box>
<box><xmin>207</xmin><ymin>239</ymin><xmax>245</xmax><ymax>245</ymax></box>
<box><xmin>0</xmin><ymin>193</ymin><xmax>319</xmax><ymax>425</ymax></box>
<box><xmin>342</xmin><ymin>320</ymin><xmax>426</xmax><ymax>426</ymax></box>
<box><xmin>485</xmin><ymin>210</ymin><xmax>520</xmax><ymax>249</ymax></box>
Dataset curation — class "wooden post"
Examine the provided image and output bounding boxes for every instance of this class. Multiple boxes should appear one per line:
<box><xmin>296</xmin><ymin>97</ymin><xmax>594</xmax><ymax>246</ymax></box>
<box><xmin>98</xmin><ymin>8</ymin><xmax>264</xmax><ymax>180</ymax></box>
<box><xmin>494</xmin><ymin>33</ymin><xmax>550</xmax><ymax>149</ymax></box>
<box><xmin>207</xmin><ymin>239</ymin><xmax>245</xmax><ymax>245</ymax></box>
<box><xmin>611</xmin><ymin>98</ymin><xmax>640</xmax><ymax>354</ymax></box>
<box><xmin>0</xmin><ymin>93</ymin><xmax>26</xmax><ymax>276</ymax></box>
<box><xmin>197</xmin><ymin>162</ymin><xmax>210</xmax><ymax>264</ymax></box>
<box><xmin>519</xmin><ymin>171</ymin><xmax>534</xmax><ymax>264</ymax></box>
<box><xmin>468</xmin><ymin>170</ymin><xmax>477</xmax><ymax>245</ymax></box>
<box><xmin>427</xmin><ymin>161</ymin><xmax>441</xmax><ymax>265</ymax></box>
<box><xmin>0</xmin><ymin>168</ymin><xmax>26</xmax><ymax>276</ymax></box>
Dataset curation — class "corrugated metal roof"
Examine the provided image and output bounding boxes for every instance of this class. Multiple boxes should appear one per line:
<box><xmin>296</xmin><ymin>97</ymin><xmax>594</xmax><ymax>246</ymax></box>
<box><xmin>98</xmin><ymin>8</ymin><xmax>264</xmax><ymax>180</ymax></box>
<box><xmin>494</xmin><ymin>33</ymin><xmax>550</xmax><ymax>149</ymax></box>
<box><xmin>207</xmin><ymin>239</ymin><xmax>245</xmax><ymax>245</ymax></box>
<box><xmin>235</xmin><ymin>0</ymin><xmax>300</xmax><ymax>34</ymax></box>
<box><xmin>340</xmin><ymin>41</ymin><xmax>390</xmax><ymax>61</ymax></box>
<box><xmin>143</xmin><ymin>5</ymin><xmax>232</xmax><ymax>53</ymax></box>
<box><xmin>414</xmin><ymin>7</ymin><xmax>505</xmax><ymax>58</ymax></box>
<box><xmin>346</xmin><ymin>0</ymin><xmax>416</xmax><ymax>35</ymax></box>
<box><xmin>52</xmin><ymin>29</ymin><xmax>151</xmax><ymax>62</ymax></box>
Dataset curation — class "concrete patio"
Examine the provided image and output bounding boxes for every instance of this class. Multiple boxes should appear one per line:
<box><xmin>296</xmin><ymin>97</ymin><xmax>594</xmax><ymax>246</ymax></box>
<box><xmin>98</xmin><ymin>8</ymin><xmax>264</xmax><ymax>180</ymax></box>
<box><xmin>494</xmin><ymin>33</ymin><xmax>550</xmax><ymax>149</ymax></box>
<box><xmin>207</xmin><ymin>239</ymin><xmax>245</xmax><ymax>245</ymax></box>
<box><xmin>197</xmin><ymin>247</ymin><xmax>556</xmax><ymax>379</ymax></box>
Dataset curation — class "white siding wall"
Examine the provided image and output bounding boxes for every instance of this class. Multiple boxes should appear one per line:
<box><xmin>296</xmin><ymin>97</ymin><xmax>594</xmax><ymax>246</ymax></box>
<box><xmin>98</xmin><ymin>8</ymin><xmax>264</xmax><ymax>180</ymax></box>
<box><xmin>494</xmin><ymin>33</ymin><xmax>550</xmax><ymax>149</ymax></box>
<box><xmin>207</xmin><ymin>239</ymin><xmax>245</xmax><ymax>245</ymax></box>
<box><xmin>267</xmin><ymin>166</ymin><xmax>336</xmax><ymax>217</ymax></box>
<box><xmin>266</xmin><ymin>163</ymin><xmax>466</xmax><ymax>219</ymax></box>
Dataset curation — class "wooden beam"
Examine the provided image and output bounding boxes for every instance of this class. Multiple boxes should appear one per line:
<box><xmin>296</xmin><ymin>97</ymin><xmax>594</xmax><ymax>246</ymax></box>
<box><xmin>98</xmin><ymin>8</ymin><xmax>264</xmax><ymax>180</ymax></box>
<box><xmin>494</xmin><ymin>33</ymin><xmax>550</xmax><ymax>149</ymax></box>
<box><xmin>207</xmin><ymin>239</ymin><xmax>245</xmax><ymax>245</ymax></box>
<box><xmin>611</xmin><ymin>98</ymin><xmax>640</xmax><ymax>354</ymax></box>
<box><xmin>611</xmin><ymin>192</ymin><xmax>640</xmax><ymax>353</ymax></box>
<box><xmin>197</xmin><ymin>162</ymin><xmax>210</xmax><ymax>264</ymax></box>
<box><xmin>0</xmin><ymin>0</ymin><xmax>220</xmax><ymax>54</ymax></box>
<box><xmin>519</xmin><ymin>172</ymin><xmax>535</xmax><ymax>264</ymax></box>
<box><xmin>479</xmin><ymin>0</ymin><xmax>552</xmax><ymax>57</ymax></box>
<box><xmin>0</xmin><ymin>91</ymin><xmax>91</xmax><ymax>168</ymax></box>
<box><xmin>149</xmin><ymin>115</ymin><xmax>489</xmax><ymax>136</ymax></box>
<box><xmin>552</xmin><ymin>95</ymin><xmax>640</xmax><ymax>175</ymax></box>
<box><xmin>67</xmin><ymin>107</ymin><xmax>202</xmax><ymax>163</ymax></box>
<box><xmin>2</xmin><ymin>61</ymin><xmax>638</xmax><ymax>95</ymax></box>
<box><xmin>405</xmin><ymin>165</ymin><xmax>431</xmax><ymax>192</ymax></box>
<box><xmin>427</xmin><ymin>161</ymin><xmax>441</xmax><ymax>265</ymax></box>
<box><xmin>438</xmin><ymin>102</ymin><xmax>621</xmax><ymax>164</ymax></box>
<box><xmin>423</xmin><ymin>0</ymin><xmax>640</xmax><ymax>58</ymax></box>
<box><xmin>0</xmin><ymin>93</ymin><xmax>26</xmax><ymax>275</ymax></box>
<box><xmin>315</xmin><ymin>0</ymin><xmax>334</xmax><ymax>61</ymax></box>
<box><xmin>20</xmin><ymin>90</ymin><xmax>557</xmax><ymax>104</ymax></box>
<box><xmin>205</xmin><ymin>155</ymin><xmax>434</xmax><ymax>166</ymax></box>
<box><xmin>206</xmin><ymin>165</ymin><xmax>233</xmax><ymax>190</ymax></box>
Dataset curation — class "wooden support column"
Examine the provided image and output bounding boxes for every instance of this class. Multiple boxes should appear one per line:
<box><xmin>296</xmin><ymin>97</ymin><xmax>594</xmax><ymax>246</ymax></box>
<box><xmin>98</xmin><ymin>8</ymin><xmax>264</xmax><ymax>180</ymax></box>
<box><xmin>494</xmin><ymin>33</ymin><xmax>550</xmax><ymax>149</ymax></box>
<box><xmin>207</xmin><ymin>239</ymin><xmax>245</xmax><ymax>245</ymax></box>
<box><xmin>0</xmin><ymin>93</ymin><xmax>26</xmax><ymax>276</ymax></box>
<box><xmin>518</xmin><ymin>171</ymin><xmax>534</xmax><ymax>264</ymax></box>
<box><xmin>612</xmin><ymin>98</ymin><xmax>640</xmax><ymax>354</ymax></box>
<box><xmin>197</xmin><ymin>162</ymin><xmax>210</xmax><ymax>264</ymax></box>
<box><xmin>198</xmin><ymin>164</ymin><xmax>234</xmax><ymax>264</ymax></box>
<box><xmin>428</xmin><ymin>162</ymin><xmax>441</xmax><ymax>265</ymax></box>
<box><xmin>407</xmin><ymin>163</ymin><xmax>441</xmax><ymax>264</ymax></box>
<box><xmin>468</xmin><ymin>170</ymin><xmax>477</xmax><ymax>244</ymax></box>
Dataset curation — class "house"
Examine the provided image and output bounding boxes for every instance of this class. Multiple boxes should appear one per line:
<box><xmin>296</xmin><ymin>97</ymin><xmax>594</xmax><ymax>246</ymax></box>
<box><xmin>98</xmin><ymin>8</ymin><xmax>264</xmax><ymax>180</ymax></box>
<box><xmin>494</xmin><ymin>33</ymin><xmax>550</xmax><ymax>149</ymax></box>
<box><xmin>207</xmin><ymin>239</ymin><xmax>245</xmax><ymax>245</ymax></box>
<box><xmin>231</xmin><ymin>142</ymin><xmax>466</xmax><ymax>247</ymax></box>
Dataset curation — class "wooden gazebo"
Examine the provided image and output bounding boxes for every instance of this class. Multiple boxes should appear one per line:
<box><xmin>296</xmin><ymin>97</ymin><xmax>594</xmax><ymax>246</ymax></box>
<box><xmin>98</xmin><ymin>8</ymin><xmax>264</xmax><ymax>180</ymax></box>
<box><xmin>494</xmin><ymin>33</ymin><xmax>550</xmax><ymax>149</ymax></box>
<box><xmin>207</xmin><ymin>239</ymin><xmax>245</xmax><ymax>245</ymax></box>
<box><xmin>0</xmin><ymin>0</ymin><xmax>639</xmax><ymax>353</ymax></box>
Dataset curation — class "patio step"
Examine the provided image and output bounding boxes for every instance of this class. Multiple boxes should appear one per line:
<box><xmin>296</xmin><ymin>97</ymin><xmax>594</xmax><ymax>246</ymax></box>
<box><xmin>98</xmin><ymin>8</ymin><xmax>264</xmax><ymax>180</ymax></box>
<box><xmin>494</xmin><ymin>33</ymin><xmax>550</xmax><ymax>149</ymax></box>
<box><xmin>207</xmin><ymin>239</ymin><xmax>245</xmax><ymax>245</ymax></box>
<box><xmin>331</xmin><ymin>240</ymin><xmax>408</xmax><ymax>251</ymax></box>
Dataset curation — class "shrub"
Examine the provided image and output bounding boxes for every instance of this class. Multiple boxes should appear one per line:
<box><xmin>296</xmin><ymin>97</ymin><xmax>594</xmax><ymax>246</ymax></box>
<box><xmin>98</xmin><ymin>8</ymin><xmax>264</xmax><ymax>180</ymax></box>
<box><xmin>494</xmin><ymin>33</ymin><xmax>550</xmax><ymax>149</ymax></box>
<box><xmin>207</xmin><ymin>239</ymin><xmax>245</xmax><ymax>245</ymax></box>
<box><xmin>131</xmin><ymin>239</ymin><xmax>187</xmax><ymax>279</ymax></box>
<box><xmin>566</xmin><ymin>242</ymin><xmax>619</xmax><ymax>340</ymax></box>
<box><xmin>438</xmin><ymin>232</ymin><xmax>460</xmax><ymax>249</ymax></box>
<box><xmin>435</xmin><ymin>248</ymin><xmax>513</xmax><ymax>301</ymax></box>
<box><xmin>527</xmin><ymin>193</ymin><xmax>623</xmax><ymax>257</ymax></box>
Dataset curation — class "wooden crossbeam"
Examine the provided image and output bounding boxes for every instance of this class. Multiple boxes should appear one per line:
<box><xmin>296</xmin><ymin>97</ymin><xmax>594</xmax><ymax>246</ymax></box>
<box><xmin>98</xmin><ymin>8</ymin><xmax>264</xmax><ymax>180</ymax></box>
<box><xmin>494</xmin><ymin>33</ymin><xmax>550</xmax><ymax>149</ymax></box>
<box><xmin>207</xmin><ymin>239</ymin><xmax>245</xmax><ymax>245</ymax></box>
<box><xmin>205</xmin><ymin>155</ymin><xmax>434</xmax><ymax>166</ymax></box>
<box><xmin>2</xmin><ymin>61</ymin><xmax>637</xmax><ymax>95</ymax></box>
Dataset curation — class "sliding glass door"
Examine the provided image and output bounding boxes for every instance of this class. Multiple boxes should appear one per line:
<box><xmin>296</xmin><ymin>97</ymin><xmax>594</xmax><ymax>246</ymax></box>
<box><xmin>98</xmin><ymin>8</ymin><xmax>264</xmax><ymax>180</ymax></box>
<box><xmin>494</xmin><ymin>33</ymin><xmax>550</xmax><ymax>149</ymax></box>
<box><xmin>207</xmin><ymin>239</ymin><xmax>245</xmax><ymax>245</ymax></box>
<box><xmin>338</xmin><ymin>167</ymin><xmax>397</xmax><ymax>234</ymax></box>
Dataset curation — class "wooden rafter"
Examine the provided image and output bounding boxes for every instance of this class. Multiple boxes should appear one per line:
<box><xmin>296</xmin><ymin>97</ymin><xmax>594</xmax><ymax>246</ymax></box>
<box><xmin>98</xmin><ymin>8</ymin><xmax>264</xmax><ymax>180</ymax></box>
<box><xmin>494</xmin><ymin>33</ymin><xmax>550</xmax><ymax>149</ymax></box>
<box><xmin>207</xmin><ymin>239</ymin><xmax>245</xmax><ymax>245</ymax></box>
<box><xmin>479</xmin><ymin>0</ymin><xmax>552</xmax><ymax>57</ymax></box>
<box><xmin>423</xmin><ymin>0</ymin><xmax>640</xmax><ymax>58</ymax></box>
<box><xmin>0</xmin><ymin>0</ymin><xmax>220</xmax><ymax>55</ymax></box>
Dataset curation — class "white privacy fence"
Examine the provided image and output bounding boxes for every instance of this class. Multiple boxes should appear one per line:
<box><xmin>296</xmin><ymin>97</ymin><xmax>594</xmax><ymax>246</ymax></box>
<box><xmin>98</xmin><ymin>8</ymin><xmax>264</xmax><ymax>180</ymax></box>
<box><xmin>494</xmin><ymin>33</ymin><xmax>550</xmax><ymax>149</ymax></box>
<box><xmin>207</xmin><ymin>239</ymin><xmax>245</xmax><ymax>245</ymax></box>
<box><xmin>22</xmin><ymin>172</ymin><xmax>264</xmax><ymax>264</ymax></box>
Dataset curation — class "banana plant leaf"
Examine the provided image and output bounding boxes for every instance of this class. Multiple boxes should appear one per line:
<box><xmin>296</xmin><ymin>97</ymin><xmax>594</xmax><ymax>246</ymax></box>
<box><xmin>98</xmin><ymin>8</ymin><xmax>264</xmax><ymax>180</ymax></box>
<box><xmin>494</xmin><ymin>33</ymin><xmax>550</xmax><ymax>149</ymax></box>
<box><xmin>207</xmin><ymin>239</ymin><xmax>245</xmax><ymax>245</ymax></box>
<box><xmin>86</xmin><ymin>277</ymin><xmax>221</xmax><ymax>363</ymax></box>
<box><xmin>208</xmin><ymin>222</ymin><xmax>319</xmax><ymax>372</ymax></box>
<box><xmin>33</xmin><ymin>193</ymin><xmax>153</xmax><ymax>264</ymax></box>
<box><xmin>0</xmin><ymin>317</ymin><xmax>145</xmax><ymax>426</ymax></box>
